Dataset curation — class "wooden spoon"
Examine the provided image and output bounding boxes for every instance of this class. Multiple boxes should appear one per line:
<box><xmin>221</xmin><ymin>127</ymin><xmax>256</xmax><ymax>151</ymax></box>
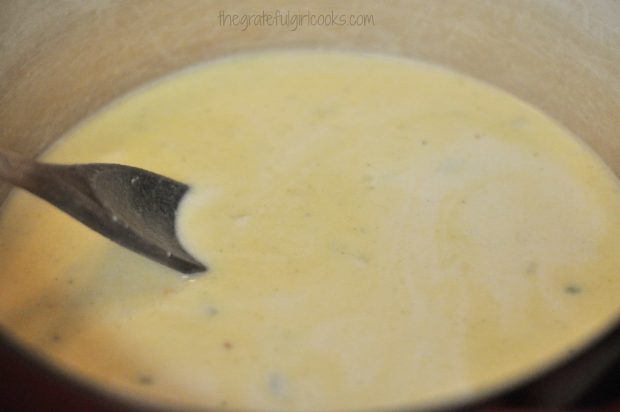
<box><xmin>0</xmin><ymin>148</ymin><xmax>207</xmax><ymax>274</ymax></box>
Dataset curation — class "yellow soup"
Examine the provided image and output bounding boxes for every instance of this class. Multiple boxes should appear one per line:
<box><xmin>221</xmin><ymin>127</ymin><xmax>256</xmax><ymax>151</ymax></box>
<box><xmin>2</xmin><ymin>51</ymin><xmax>620</xmax><ymax>411</ymax></box>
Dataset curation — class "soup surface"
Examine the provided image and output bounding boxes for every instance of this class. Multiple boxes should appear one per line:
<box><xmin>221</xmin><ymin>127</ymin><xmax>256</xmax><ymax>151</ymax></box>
<box><xmin>2</xmin><ymin>51</ymin><xmax>620</xmax><ymax>411</ymax></box>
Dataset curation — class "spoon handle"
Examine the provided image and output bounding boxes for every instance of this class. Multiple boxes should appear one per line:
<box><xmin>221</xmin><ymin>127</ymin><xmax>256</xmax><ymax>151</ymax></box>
<box><xmin>0</xmin><ymin>148</ymin><xmax>91</xmax><ymax>213</ymax></box>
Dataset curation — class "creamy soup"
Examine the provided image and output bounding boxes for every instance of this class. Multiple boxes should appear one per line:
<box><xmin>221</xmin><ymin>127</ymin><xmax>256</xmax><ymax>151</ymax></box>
<box><xmin>1</xmin><ymin>51</ymin><xmax>620</xmax><ymax>411</ymax></box>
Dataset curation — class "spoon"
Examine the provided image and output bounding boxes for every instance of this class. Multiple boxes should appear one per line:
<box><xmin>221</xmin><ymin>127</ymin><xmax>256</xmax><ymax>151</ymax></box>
<box><xmin>0</xmin><ymin>148</ymin><xmax>207</xmax><ymax>274</ymax></box>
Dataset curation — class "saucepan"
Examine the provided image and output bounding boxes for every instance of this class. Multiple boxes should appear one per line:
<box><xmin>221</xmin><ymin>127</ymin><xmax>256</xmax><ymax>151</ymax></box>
<box><xmin>1</xmin><ymin>1</ymin><xmax>620</xmax><ymax>410</ymax></box>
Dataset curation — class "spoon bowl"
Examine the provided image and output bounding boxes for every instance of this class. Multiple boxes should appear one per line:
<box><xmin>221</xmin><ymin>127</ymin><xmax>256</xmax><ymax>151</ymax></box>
<box><xmin>0</xmin><ymin>148</ymin><xmax>206</xmax><ymax>274</ymax></box>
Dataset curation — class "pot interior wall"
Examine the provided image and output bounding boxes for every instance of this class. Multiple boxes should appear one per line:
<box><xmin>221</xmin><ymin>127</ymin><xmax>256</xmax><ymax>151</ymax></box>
<box><xmin>1</xmin><ymin>2</ymin><xmax>618</xmax><ymax>195</ymax></box>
